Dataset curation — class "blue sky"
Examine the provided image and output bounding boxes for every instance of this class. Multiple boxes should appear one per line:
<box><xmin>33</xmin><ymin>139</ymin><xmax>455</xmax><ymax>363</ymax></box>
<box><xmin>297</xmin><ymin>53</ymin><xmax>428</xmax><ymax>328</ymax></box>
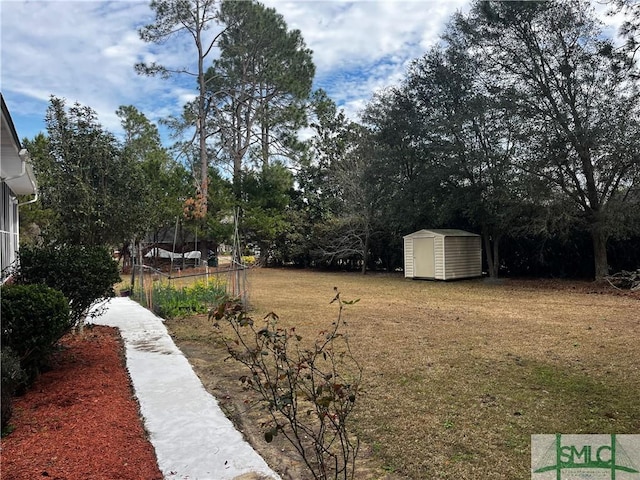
<box><xmin>0</xmin><ymin>0</ymin><xmax>624</xmax><ymax>147</ymax></box>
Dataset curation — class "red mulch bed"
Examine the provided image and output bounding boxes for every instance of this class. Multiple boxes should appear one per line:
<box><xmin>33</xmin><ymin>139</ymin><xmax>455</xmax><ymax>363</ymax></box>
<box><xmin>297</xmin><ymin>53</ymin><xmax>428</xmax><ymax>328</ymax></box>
<box><xmin>1</xmin><ymin>326</ymin><xmax>163</xmax><ymax>480</ymax></box>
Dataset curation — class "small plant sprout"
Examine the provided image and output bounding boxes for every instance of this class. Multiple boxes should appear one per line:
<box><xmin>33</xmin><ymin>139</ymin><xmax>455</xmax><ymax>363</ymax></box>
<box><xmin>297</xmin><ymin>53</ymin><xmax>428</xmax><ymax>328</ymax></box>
<box><xmin>210</xmin><ymin>289</ymin><xmax>362</xmax><ymax>480</ymax></box>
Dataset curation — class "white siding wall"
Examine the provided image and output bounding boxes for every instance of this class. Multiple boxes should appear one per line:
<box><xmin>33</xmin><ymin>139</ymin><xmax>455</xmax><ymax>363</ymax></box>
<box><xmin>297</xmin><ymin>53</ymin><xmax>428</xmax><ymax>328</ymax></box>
<box><xmin>434</xmin><ymin>236</ymin><xmax>445</xmax><ymax>280</ymax></box>
<box><xmin>404</xmin><ymin>237</ymin><xmax>414</xmax><ymax>277</ymax></box>
<box><xmin>404</xmin><ymin>230</ymin><xmax>481</xmax><ymax>280</ymax></box>
<box><xmin>1</xmin><ymin>182</ymin><xmax>19</xmax><ymax>280</ymax></box>
<box><xmin>442</xmin><ymin>236</ymin><xmax>482</xmax><ymax>280</ymax></box>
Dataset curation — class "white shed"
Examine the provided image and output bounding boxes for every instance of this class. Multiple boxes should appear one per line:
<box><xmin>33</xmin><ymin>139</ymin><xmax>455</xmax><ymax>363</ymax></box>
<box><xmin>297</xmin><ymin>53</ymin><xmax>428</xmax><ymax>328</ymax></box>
<box><xmin>403</xmin><ymin>229</ymin><xmax>481</xmax><ymax>280</ymax></box>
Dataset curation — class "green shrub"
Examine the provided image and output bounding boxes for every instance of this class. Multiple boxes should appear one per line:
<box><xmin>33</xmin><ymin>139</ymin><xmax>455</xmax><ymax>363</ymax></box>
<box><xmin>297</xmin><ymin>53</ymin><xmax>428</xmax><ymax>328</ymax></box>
<box><xmin>1</xmin><ymin>283</ymin><xmax>71</xmax><ymax>384</ymax></box>
<box><xmin>1</xmin><ymin>347</ymin><xmax>26</xmax><ymax>433</ymax></box>
<box><xmin>14</xmin><ymin>245</ymin><xmax>120</xmax><ymax>327</ymax></box>
<box><xmin>138</xmin><ymin>281</ymin><xmax>227</xmax><ymax>319</ymax></box>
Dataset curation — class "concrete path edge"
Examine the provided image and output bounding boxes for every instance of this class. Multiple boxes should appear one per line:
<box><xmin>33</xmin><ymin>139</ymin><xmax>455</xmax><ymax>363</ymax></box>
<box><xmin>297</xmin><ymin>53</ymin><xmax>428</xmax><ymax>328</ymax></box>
<box><xmin>92</xmin><ymin>297</ymin><xmax>281</xmax><ymax>480</ymax></box>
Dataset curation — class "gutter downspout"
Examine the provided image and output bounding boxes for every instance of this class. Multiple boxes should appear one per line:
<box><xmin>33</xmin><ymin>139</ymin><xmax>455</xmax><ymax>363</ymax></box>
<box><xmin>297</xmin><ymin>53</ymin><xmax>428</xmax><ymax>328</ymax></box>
<box><xmin>17</xmin><ymin>189</ymin><xmax>38</xmax><ymax>207</ymax></box>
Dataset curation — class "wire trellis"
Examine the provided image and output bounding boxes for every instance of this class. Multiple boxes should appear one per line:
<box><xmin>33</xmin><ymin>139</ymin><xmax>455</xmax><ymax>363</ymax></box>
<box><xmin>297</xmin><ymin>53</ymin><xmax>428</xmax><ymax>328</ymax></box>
<box><xmin>228</xmin><ymin>208</ymin><xmax>249</xmax><ymax>307</ymax></box>
<box><xmin>127</xmin><ymin>210</ymin><xmax>250</xmax><ymax>310</ymax></box>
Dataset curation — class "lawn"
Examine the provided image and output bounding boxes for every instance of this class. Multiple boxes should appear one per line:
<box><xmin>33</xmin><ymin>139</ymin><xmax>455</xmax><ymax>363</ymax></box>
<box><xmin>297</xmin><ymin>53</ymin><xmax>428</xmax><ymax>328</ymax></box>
<box><xmin>164</xmin><ymin>268</ymin><xmax>640</xmax><ymax>480</ymax></box>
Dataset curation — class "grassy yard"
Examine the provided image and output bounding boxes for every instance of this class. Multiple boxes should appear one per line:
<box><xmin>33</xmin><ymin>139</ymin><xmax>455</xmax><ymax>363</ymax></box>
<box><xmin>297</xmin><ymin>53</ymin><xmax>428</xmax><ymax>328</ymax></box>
<box><xmin>164</xmin><ymin>268</ymin><xmax>640</xmax><ymax>480</ymax></box>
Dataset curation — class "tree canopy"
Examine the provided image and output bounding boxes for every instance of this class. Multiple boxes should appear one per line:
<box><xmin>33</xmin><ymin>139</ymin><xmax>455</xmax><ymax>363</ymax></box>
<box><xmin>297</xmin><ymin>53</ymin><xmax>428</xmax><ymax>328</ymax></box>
<box><xmin>24</xmin><ymin>97</ymin><xmax>188</xmax><ymax>251</ymax></box>
<box><xmin>21</xmin><ymin>0</ymin><xmax>640</xmax><ymax>279</ymax></box>
<box><xmin>205</xmin><ymin>0</ymin><xmax>314</xmax><ymax>197</ymax></box>
<box><xmin>453</xmin><ymin>0</ymin><xmax>640</xmax><ymax>279</ymax></box>
<box><xmin>25</xmin><ymin>98</ymin><xmax>145</xmax><ymax>246</ymax></box>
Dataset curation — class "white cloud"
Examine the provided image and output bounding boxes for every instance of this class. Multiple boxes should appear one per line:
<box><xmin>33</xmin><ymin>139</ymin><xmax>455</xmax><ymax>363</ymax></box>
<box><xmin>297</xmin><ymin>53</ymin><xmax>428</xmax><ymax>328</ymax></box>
<box><xmin>0</xmin><ymin>0</ymin><xmax>628</xmax><ymax>145</ymax></box>
<box><xmin>263</xmin><ymin>0</ymin><xmax>469</xmax><ymax>118</ymax></box>
<box><xmin>1</xmin><ymin>1</ymin><xmax>162</xmax><ymax>135</ymax></box>
<box><xmin>1</xmin><ymin>0</ymin><xmax>468</xmax><ymax>140</ymax></box>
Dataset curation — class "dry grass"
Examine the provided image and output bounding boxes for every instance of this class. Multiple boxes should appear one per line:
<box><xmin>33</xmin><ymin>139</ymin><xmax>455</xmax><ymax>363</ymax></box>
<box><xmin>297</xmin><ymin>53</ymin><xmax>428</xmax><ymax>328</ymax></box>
<box><xmin>166</xmin><ymin>268</ymin><xmax>640</xmax><ymax>480</ymax></box>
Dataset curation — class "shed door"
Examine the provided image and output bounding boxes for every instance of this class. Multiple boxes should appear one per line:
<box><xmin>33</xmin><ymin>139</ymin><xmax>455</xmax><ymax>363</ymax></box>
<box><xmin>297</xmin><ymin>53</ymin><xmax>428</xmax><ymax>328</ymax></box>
<box><xmin>414</xmin><ymin>237</ymin><xmax>435</xmax><ymax>278</ymax></box>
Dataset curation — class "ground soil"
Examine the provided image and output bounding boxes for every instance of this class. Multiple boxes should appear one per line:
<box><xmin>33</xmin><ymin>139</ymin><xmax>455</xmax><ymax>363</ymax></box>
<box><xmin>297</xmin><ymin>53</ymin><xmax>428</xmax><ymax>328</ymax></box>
<box><xmin>0</xmin><ymin>325</ymin><xmax>162</xmax><ymax>480</ymax></box>
<box><xmin>2</xmin><ymin>271</ymin><xmax>637</xmax><ymax>480</ymax></box>
<box><xmin>167</xmin><ymin>269</ymin><xmax>640</xmax><ymax>480</ymax></box>
<box><xmin>170</xmin><ymin>331</ymin><xmax>395</xmax><ymax>480</ymax></box>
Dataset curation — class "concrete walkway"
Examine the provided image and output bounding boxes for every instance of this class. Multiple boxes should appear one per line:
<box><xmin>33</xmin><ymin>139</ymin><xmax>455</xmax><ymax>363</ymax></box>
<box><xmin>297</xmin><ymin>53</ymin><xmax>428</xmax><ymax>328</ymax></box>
<box><xmin>93</xmin><ymin>297</ymin><xmax>281</xmax><ymax>480</ymax></box>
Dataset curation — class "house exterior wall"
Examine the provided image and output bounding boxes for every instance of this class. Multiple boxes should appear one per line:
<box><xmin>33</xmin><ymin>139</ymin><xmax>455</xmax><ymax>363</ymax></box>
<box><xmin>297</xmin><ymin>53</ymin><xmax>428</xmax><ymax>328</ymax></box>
<box><xmin>0</xmin><ymin>181</ymin><xmax>19</xmax><ymax>279</ymax></box>
<box><xmin>1</xmin><ymin>94</ymin><xmax>36</xmax><ymax>283</ymax></box>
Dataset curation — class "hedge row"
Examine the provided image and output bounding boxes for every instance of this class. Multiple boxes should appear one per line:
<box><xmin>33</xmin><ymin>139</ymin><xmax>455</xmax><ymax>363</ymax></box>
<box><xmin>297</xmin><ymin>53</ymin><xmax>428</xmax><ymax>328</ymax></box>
<box><xmin>1</xmin><ymin>245</ymin><xmax>120</xmax><ymax>432</ymax></box>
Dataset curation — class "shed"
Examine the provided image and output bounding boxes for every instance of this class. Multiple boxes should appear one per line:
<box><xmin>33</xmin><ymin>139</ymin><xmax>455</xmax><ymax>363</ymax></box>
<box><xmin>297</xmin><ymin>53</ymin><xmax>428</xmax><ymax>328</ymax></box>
<box><xmin>403</xmin><ymin>229</ymin><xmax>481</xmax><ymax>280</ymax></box>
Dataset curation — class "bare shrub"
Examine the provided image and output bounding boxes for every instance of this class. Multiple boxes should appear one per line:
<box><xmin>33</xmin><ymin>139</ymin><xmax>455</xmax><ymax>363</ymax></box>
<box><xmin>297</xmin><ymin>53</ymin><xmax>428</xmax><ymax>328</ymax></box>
<box><xmin>210</xmin><ymin>288</ymin><xmax>362</xmax><ymax>480</ymax></box>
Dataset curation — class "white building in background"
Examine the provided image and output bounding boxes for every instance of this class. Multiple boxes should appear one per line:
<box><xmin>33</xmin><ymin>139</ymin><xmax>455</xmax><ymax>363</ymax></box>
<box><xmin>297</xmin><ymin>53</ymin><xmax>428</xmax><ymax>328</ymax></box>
<box><xmin>1</xmin><ymin>94</ymin><xmax>37</xmax><ymax>282</ymax></box>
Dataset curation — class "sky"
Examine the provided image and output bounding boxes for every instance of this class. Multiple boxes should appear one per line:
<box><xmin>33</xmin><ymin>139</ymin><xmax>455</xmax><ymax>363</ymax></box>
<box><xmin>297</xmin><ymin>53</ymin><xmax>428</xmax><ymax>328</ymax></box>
<box><xmin>0</xmin><ymin>0</ymin><xmax>625</xmax><ymax>147</ymax></box>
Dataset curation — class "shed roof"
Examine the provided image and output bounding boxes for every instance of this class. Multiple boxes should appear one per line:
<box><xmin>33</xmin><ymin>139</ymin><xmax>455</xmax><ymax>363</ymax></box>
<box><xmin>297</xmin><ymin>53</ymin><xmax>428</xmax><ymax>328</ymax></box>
<box><xmin>403</xmin><ymin>229</ymin><xmax>479</xmax><ymax>239</ymax></box>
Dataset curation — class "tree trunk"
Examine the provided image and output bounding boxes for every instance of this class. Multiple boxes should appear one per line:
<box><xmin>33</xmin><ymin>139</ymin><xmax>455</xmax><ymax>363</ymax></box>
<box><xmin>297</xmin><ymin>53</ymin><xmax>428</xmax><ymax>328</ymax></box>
<box><xmin>197</xmin><ymin>39</ymin><xmax>208</xmax><ymax>219</ymax></box>
<box><xmin>493</xmin><ymin>235</ymin><xmax>500</xmax><ymax>278</ymax></box>
<box><xmin>591</xmin><ymin>223</ymin><xmax>609</xmax><ymax>281</ymax></box>
<box><xmin>261</xmin><ymin>101</ymin><xmax>269</xmax><ymax>170</ymax></box>
<box><xmin>130</xmin><ymin>240</ymin><xmax>137</xmax><ymax>290</ymax></box>
<box><xmin>482</xmin><ymin>227</ymin><xmax>500</xmax><ymax>278</ymax></box>
<box><xmin>361</xmin><ymin>235</ymin><xmax>369</xmax><ymax>275</ymax></box>
<box><xmin>233</xmin><ymin>100</ymin><xmax>244</xmax><ymax>202</ymax></box>
<box><xmin>200</xmin><ymin>237</ymin><xmax>208</xmax><ymax>270</ymax></box>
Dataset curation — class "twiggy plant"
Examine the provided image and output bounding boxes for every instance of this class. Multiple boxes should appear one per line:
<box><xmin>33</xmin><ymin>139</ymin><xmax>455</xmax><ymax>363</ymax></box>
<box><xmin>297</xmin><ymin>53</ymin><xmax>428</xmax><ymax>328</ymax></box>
<box><xmin>210</xmin><ymin>288</ymin><xmax>362</xmax><ymax>480</ymax></box>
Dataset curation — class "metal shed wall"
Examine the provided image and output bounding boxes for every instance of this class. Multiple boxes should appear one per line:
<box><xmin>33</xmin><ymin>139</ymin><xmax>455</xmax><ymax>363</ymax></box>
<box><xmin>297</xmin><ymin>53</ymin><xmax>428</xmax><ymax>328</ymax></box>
<box><xmin>403</xmin><ymin>229</ymin><xmax>481</xmax><ymax>280</ymax></box>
